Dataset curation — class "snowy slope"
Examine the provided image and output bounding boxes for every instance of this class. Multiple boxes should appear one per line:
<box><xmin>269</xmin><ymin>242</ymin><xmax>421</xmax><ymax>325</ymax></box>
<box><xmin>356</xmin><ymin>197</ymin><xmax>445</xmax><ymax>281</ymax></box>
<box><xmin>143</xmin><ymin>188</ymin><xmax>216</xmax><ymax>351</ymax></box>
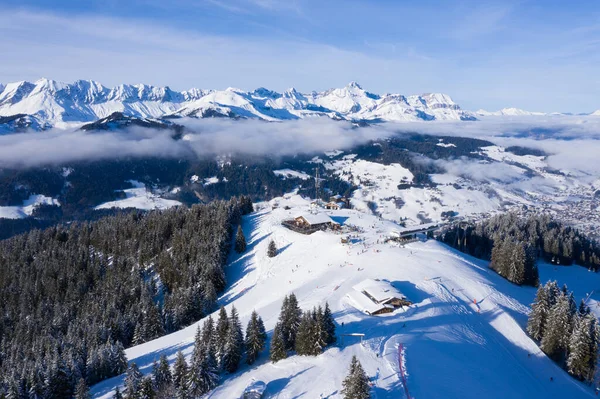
<box><xmin>94</xmin><ymin>180</ymin><xmax>181</xmax><ymax>211</ymax></box>
<box><xmin>91</xmin><ymin>194</ymin><xmax>596</xmax><ymax>399</ymax></box>
<box><xmin>0</xmin><ymin>79</ymin><xmax>476</xmax><ymax>126</ymax></box>
<box><xmin>0</xmin><ymin>194</ymin><xmax>60</xmax><ymax>219</ymax></box>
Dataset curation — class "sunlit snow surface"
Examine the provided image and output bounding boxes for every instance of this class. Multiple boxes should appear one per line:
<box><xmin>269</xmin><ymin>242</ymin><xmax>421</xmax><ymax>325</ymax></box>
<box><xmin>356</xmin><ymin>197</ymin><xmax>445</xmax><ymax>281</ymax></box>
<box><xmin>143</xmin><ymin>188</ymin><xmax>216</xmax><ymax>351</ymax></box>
<box><xmin>94</xmin><ymin>180</ymin><xmax>181</xmax><ymax>211</ymax></box>
<box><xmin>92</xmin><ymin>194</ymin><xmax>596</xmax><ymax>399</ymax></box>
<box><xmin>0</xmin><ymin>194</ymin><xmax>60</xmax><ymax>219</ymax></box>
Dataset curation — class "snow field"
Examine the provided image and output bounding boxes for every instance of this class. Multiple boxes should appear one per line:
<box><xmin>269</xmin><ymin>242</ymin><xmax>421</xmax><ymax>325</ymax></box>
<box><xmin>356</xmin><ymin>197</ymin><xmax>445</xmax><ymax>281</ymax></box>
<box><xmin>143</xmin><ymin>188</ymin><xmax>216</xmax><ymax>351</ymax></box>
<box><xmin>94</xmin><ymin>180</ymin><xmax>181</xmax><ymax>211</ymax></box>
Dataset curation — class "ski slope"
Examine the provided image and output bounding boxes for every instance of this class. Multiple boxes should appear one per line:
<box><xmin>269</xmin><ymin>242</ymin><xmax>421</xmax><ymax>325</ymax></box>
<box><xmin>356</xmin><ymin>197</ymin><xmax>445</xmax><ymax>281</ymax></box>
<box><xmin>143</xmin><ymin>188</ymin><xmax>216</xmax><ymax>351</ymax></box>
<box><xmin>91</xmin><ymin>194</ymin><xmax>597</xmax><ymax>399</ymax></box>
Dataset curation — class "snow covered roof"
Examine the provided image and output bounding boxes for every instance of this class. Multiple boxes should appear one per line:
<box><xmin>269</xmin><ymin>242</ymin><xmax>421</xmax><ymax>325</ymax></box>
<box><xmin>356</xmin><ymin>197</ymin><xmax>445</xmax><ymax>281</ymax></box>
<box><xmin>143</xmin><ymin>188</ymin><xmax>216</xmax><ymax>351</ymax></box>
<box><xmin>295</xmin><ymin>213</ymin><xmax>338</xmax><ymax>226</ymax></box>
<box><xmin>352</xmin><ymin>279</ymin><xmax>405</xmax><ymax>303</ymax></box>
<box><xmin>390</xmin><ymin>222</ymin><xmax>443</xmax><ymax>236</ymax></box>
<box><xmin>346</xmin><ymin>290</ymin><xmax>394</xmax><ymax>315</ymax></box>
<box><xmin>243</xmin><ymin>380</ymin><xmax>266</xmax><ymax>394</ymax></box>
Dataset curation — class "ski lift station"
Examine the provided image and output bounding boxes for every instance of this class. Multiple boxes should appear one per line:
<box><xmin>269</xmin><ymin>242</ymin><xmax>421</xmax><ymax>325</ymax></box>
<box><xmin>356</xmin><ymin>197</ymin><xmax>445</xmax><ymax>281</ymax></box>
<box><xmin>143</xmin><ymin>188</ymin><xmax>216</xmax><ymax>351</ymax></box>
<box><xmin>388</xmin><ymin>222</ymin><xmax>444</xmax><ymax>241</ymax></box>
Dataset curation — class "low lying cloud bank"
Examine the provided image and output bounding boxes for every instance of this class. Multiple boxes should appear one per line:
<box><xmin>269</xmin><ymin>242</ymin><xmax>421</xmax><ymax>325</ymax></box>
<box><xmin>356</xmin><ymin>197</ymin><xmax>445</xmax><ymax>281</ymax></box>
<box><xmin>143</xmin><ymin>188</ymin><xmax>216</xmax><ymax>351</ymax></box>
<box><xmin>0</xmin><ymin>116</ymin><xmax>599</xmax><ymax>180</ymax></box>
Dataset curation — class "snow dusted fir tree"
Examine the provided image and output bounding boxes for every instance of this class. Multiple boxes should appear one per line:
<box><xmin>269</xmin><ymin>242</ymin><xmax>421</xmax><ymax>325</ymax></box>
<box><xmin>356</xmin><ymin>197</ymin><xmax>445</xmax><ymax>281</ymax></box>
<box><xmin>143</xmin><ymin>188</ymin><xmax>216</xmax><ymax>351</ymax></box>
<box><xmin>235</xmin><ymin>225</ymin><xmax>246</xmax><ymax>253</ymax></box>
<box><xmin>45</xmin><ymin>355</ymin><xmax>73</xmax><ymax>399</ymax></box>
<box><xmin>541</xmin><ymin>290</ymin><xmax>574</xmax><ymax>359</ymax></box>
<box><xmin>527</xmin><ymin>284</ymin><xmax>551</xmax><ymax>341</ymax></box>
<box><xmin>215</xmin><ymin>306</ymin><xmax>229</xmax><ymax>369</ymax></box>
<box><xmin>567</xmin><ymin>313</ymin><xmax>599</xmax><ymax>382</ymax></box>
<box><xmin>124</xmin><ymin>362</ymin><xmax>143</xmax><ymax>398</ymax></box>
<box><xmin>245</xmin><ymin>310</ymin><xmax>267</xmax><ymax>365</ymax></box>
<box><xmin>152</xmin><ymin>354</ymin><xmax>173</xmax><ymax>398</ymax></box>
<box><xmin>172</xmin><ymin>350</ymin><xmax>189</xmax><ymax>398</ymax></box>
<box><xmin>278</xmin><ymin>293</ymin><xmax>302</xmax><ymax>351</ymax></box>
<box><xmin>267</xmin><ymin>239</ymin><xmax>278</xmax><ymax>258</ymax></box>
<box><xmin>324</xmin><ymin>302</ymin><xmax>337</xmax><ymax>345</ymax></box>
<box><xmin>295</xmin><ymin>311</ymin><xmax>315</xmax><ymax>356</ymax></box>
<box><xmin>223</xmin><ymin>305</ymin><xmax>244</xmax><ymax>373</ymax></box>
<box><xmin>341</xmin><ymin>356</ymin><xmax>371</xmax><ymax>399</ymax></box>
<box><xmin>188</xmin><ymin>316</ymin><xmax>219</xmax><ymax>397</ymax></box>
<box><xmin>113</xmin><ymin>387</ymin><xmax>124</xmax><ymax>399</ymax></box>
<box><xmin>138</xmin><ymin>376</ymin><xmax>156</xmax><ymax>399</ymax></box>
<box><xmin>74</xmin><ymin>378</ymin><xmax>91</xmax><ymax>399</ymax></box>
<box><xmin>269</xmin><ymin>322</ymin><xmax>288</xmax><ymax>362</ymax></box>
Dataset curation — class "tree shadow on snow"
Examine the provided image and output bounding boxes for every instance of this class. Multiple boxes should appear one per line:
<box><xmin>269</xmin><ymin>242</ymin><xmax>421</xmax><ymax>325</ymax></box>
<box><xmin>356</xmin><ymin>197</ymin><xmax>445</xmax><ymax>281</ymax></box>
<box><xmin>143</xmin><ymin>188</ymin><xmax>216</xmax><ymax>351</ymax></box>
<box><xmin>263</xmin><ymin>367</ymin><xmax>314</xmax><ymax>398</ymax></box>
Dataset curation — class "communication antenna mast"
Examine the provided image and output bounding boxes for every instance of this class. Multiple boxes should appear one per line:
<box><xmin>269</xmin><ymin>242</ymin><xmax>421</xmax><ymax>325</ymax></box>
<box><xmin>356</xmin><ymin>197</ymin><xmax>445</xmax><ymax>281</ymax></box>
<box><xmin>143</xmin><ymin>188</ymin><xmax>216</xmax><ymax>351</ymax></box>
<box><xmin>315</xmin><ymin>167</ymin><xmax>320</xmax><ymax>204</ymax></box>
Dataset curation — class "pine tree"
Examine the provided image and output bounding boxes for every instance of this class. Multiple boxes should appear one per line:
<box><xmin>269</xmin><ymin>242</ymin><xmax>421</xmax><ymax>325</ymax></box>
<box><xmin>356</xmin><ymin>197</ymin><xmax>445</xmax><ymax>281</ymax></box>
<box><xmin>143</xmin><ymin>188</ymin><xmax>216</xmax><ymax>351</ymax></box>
<box><xmin>215</xmin><ymin>307</ymin><xmax>229</xmax><ymax>369</ymax></box>
<box><xmin>279</xmin><ymin>293</ymin><xmax>302</xmax><ymax>351</ymax></box>
<box><xmin>188</xmin><ymin>350</ymin><xmax>219</xmax><ymax>397</ymax></box>
<box><xmin>152</xmin><ymin>355</ymin><xmax>172</xmax><ymax>396</ymax></box>
<box><xmin>45</xmin><ymin>355</ymin><xmax>73</xmax><ymax>399</ymax></box>
<box><xmin>27</xmin><ymin>366</ymin><xmax>45</xmax><ymax>399</ymax></box>
<box><xmin>222</xmin><ymin>306</ymin><xmax>244</xmax><ymax>373</ymax></box>
<box><xmin>245</xmin><ymin>310</ymin><xmax>267</xmax><ymax>365</ymax></box>
<box><xmin>578</xmin><ymin>299</ymin><xmax>590</xmax><ymax>316</ymax></box>
<box><xmin>323</xmin><ymin>302</ymin><xmax>337</xmax><ymax>345</ymax></box>
<box><xmin>269</xmin><ymin>322</ymin><xmax>288</xmax><ymax>362</ymax></box>
<box><xmin>139</xmin><ymin>376</ymin><xmax>156</xmax><ymax>399</ymax></box>
<box><xmin>545</xmin><ymin>281</ymin><xmax>560</xmax><ymax>308</ymax></box>
<box><xmin>114</xmin><ymin>387</ymin><xmax>124</xmax><ymax>399</ymax></box>
<box><xmin>172</xmin><ymin>351</ymin><xmax>188</xmax><ymax>396</ymax></box>
<box><xmin>341</xmin><ymin>356</ymin><xmax>371</xmax><ymax>399</ymax></box>
<box><xmin>199</xmin><ymin>316</ymin><xmax>216</xmax><ymax>365</ymax></box>
<box><xmin>267</xmin><ymin>240</ymin><xmax>278</xmax><ymax>258</ymax></box>
<box><xmin>508</xmin><ymin>241</ymin><xmax>526</xmax><ymax>285</ymax></box>
<box><xmin>567</xmin><ymin>313</ymin><xmax>599</xmax><ymax>382</ymax></box>
<box><xmin>527</xmin><ymin>285</ymin><xmax>549</xmax><ymax>341</ymax></box>
<box><xmin>541</xmin><ymin>292</ymin><xmax>572</xmax><ymax>360</ymax></box>
<box><xmin>313</xmin><ymin>306</ymin><xmax>328</xmax><ymax>355</ymax></box>
<box><xmin>295</xmin><ymin>311</ymin><xmax>314</xmax><ymax>356</ymax></box>
<box><xmin>74</xmin><ymin>378</ymin><xmax>91</xmax><ymax>399</ymax></box>
<box><xmin>235</xmin><ymin>226</ymin><xmax>246</xmax><ymax>253</ymax></box>
<box><xmin>125</xmin><ymin>362</ymin><xmax>143</xmax><ymax>399</ymax></box>
<box><xmin>490</xmin><ymin>237</ymin><xmax>508</xmax><ymax>277</ymax></box>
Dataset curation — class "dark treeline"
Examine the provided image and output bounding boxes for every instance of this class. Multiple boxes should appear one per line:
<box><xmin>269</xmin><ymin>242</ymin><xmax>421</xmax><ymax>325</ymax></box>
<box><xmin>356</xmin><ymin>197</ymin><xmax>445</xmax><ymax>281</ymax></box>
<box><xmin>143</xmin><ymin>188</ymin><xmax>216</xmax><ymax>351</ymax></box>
<box><xmin>441</xmin><ymin>213</ymin><xmax>600</xmax><ymax>285</ymax></box>
<box><xmin>527</xmin><ymin>281</ymin><xmax>599</xmax><ymax>383</ymax></box>
<box><xmin>0</xmin><ymin>196</ymin><xmax>253</xmax><ymax>397</ymax></box>
<box><xmin>0</xmin><ymin>156</ymin><xmax>353</xmax><ymax>240</ymax></box>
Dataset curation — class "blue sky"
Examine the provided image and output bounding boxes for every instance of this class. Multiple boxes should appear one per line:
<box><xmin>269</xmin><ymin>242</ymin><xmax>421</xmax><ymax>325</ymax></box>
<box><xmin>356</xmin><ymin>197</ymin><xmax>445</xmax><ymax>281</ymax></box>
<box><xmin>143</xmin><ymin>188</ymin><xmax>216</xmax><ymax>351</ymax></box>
<box><xmin>1</xmin><ymin>0</ymin><xmax>599</xmax><ymax>112</ymax></box>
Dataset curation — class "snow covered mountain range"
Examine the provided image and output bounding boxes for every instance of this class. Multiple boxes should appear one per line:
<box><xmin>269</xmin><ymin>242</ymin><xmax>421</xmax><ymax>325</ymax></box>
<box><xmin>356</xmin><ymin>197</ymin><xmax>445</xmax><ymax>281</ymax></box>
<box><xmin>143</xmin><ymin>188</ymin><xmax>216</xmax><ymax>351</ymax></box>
<box><xmin>0</xmin><ymin>78</ymin><xmax>476</xmax><ymax>128</ymax></box>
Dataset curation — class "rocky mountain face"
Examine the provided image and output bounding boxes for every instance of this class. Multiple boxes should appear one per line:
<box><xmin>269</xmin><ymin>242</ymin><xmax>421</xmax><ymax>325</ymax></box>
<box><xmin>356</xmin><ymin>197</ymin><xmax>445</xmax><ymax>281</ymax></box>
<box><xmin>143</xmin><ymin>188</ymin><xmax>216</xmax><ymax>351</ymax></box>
<box><xmin>0</xmin><ymin>78</ymin><xmax>476</xmax><ymax>129</ymax></box>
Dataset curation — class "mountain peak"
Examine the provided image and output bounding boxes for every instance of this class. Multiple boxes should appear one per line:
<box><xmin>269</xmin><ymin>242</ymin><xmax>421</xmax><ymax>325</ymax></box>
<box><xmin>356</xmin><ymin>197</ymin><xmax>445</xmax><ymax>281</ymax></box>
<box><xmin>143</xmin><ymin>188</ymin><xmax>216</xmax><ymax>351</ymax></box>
<box><xmin>346</xmin><ymin>81</ymin><xmax>363</xmax><ymax>90</ymax></box>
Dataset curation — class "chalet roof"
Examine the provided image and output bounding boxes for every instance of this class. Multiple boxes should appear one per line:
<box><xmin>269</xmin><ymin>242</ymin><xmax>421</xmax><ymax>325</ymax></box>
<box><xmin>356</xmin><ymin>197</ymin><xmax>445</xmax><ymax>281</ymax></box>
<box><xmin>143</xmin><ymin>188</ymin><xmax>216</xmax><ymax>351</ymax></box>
<box><xmin>346</xmin><ymin>290</ymin><xmax>393</xmax><ymax>315</ymax></box>
<box><xmin>243</xmin><ymin>380</ymin><xmax>266</xmax><ymax>394</ymax></box>
<box><xmin>295</xmin><ymin>213</ymin><xmax>338</xmax><ymax>226</ymax></box>
<box><xmin>352</xmin><ymin>279</ymin><xmax>405</xmax><ymax>303</ymax></box>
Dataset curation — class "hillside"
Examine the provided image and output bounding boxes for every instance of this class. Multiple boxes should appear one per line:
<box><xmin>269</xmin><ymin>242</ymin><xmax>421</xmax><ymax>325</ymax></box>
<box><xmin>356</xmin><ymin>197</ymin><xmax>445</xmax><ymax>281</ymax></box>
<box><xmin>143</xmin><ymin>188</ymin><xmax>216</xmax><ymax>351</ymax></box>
<box><xmin>91</xmin><ymin>194</ymin><xmax>598</xmax><ymax>398</ymax></box>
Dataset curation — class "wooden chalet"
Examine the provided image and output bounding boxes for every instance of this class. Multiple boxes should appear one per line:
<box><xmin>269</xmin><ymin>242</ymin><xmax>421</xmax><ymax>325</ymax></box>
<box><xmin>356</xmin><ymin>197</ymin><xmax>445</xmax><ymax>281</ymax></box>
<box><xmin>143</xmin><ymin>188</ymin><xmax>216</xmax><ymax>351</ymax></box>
<box><xmin>294</xmin><ymin>213</ymin><xmax>339</xmax><ymax>229</ymax></box>
<box><xmin>346</xmin><ymin>279</ymin><xmax>411</xmax><ymax>316</ymax></box>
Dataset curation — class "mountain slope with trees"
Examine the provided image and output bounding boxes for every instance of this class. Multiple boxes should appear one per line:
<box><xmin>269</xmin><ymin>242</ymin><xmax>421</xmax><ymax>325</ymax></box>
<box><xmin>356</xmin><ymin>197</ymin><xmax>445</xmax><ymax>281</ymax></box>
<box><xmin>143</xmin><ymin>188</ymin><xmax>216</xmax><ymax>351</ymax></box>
<box><xmin>0</xmin><ymin>196</ymin><xmax>253</xmax><ymax>396</ymax></box>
